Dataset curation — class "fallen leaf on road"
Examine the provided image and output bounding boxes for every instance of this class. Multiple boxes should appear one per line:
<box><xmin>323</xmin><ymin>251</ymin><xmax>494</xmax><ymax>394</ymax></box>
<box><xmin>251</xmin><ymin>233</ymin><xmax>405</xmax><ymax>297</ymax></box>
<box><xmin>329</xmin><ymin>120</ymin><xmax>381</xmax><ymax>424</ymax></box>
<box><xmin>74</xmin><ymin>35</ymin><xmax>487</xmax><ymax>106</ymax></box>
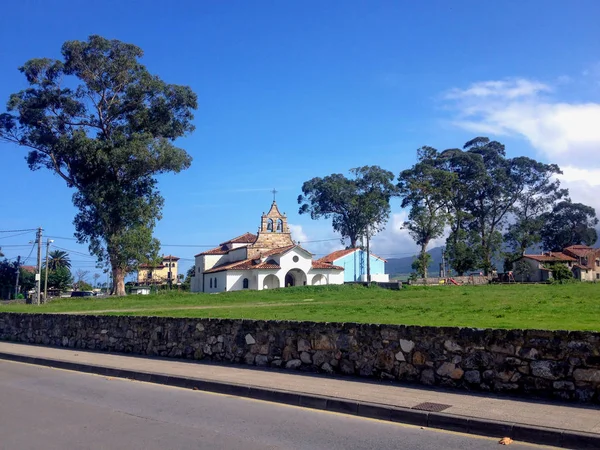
<box><xmin>193</xmin><ymin>387</ymin><xmax>199</xmax><ymax>390</ymax></box>
<box><xmin>499</xmin><ymin>437</ymin><xmax>513</xmax><ymax>445</ymax></box>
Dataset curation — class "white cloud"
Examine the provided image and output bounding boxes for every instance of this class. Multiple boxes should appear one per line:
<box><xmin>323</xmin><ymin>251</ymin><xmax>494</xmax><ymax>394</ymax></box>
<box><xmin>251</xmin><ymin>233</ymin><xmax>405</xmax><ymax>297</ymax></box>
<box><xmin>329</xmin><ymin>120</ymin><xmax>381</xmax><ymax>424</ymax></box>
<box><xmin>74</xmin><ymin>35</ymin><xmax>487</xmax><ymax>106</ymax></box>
<box><xmin>560</xmin><ymin>166</ymin><xmax>600</xmax><ymax>187</ymax></box>
<box><xmin>445</xmin><ymin>78</ymin><xmax>600</xmax><ymax>166</ymax></box>
<box><xmin>370</xmin><ymin>212</ymin><xmax>447</xmax><ymax>259</ymax></box>
<box><xmin>288</xmin><ymin>223</ymin><xmax>308</xmax><ymax>244</ymax></box>
<box><xmin>446</xmin><ymin>79</ymin><xmax>551</xmax><ymax>100</ymax></box>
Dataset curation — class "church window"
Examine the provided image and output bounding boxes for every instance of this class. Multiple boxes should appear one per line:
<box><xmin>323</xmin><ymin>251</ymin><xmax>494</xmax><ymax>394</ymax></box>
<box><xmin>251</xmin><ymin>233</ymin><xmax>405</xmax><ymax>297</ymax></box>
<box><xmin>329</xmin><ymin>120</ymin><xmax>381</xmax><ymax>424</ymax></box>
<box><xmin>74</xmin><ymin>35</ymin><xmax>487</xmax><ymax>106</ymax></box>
<box><xmin>267</xmin><ymin>218</ymin><xmax>274</xmax><ymax>232</ymax></box>
<box><xmin>243</xmin><ymin>278</ymin><xmax>249</xmax><ymax>289</ymax></box>
<box><xmin>276</xmin><ymin>219</ymin><xmax>283</xmax><ymax>232</ymax></box>
<box><xmin>214</xmin><ymin>278</ymin><xmax>217</xmax><ymax>288</ymax></box>
<box><xmin>292</xmin><ymin>255</ymin><xmax>299</xmax><ymax>263</ymax></box>
<box><xmin>210</xmin><ymin>278</ymin><xmax>212</xmax><ymax>288</ymax></box>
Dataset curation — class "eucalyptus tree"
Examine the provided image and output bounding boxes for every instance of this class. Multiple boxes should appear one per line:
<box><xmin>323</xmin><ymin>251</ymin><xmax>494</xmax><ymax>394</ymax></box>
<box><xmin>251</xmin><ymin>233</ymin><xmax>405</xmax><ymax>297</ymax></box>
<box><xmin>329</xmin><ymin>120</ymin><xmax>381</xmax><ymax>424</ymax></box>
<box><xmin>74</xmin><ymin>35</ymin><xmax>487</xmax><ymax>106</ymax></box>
<box><xmin>0</xmin><ymin>36</ymin><xmax>198</xmax><ymax>295</ymax></box>
<box><xmin>398</xmin><ymin>146</ymin><xmax>453</xmax><ymax>278</ymax></box>
<box><xmin>541</xmin><ymin>200</ymin><xmax>598</xmax><ymax>251</ymax></box>
<box><xmin>298</xmin><ymin>166</ymin><xmax>397</xmax><ymax>249</ymax></box>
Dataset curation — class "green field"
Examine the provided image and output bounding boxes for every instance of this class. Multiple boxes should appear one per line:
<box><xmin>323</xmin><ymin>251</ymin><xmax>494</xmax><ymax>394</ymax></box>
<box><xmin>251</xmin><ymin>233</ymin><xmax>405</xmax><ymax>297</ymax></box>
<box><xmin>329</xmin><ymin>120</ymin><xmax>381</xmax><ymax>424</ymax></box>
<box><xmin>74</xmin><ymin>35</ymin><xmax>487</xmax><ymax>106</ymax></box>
<box><xmin>1</xmin><ymin>283</ymin><xmax>599</xmax><ymax>331</ymax></box>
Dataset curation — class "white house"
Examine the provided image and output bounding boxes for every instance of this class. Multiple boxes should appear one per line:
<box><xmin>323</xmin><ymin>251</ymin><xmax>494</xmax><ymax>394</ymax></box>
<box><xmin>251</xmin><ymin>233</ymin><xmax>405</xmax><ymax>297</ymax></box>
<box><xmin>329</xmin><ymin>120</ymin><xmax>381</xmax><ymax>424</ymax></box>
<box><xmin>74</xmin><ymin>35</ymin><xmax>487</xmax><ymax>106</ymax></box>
<box><xmin>191</xmin><ymin>201</ymin><xmax>344</xmax><ymax>292</ymax></box>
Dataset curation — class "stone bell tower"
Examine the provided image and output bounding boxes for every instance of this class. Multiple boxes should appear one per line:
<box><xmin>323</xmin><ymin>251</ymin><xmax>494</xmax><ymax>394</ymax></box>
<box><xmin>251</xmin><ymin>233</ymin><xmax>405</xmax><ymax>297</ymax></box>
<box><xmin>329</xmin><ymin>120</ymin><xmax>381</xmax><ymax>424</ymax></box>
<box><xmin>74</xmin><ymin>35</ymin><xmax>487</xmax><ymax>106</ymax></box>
<box><xmin>248</xmin><ymin>200</ymin><xmax>294</xmax><ymax>257</ymax></box>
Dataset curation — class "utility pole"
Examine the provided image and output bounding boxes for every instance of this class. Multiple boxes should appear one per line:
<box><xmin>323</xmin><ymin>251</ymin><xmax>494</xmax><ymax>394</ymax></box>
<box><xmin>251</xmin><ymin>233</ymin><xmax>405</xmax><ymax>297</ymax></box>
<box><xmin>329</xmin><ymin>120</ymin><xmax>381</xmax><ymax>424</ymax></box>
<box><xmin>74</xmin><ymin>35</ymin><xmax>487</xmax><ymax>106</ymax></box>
<box><xmin>14</xmin><ymin>256</ymin><xmax>21</xmax><ymax>300</ymax></box>
<box><xmin>168</xmin><ymin>255</ymin><xmax>172</xmax><ymax>290</ymax></box>
<box><xmin>43</xmin><ymin>239</ymin><xmax>54</xmax><ymax>303</ymax></box>
<box><xmin>366</xmin><ymin>224</ymin><xmax>371</xmax><ymax>286</ymax></box>
<box><xmin>35</xmin><ymin>227</ymin><xmax>42</xmax><ymax>305</ymax></box>
<box><xmin>440</xmin><ymin>247</ymin><xmax>446</xmax><ymax>278</ymax></box>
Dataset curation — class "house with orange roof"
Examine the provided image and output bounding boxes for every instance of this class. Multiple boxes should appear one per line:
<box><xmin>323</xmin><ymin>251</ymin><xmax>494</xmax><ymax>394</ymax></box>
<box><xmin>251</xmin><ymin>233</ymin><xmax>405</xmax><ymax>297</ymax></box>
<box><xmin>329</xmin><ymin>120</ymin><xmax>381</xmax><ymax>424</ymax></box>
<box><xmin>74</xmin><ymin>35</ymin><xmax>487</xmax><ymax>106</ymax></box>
<box><xmin>515</xmin><ymin>246</ymin><xmax>600</xmax><ymax>282</ymax></box>
<box><xmin>191</xmin><ymin>200</ymin><xmax>344</xmax><ymax>292</ymax></box>
<box><xmin>318</xmin><ymin>248</ymin><xmax>388</xmax><ymax>282</ymax></box>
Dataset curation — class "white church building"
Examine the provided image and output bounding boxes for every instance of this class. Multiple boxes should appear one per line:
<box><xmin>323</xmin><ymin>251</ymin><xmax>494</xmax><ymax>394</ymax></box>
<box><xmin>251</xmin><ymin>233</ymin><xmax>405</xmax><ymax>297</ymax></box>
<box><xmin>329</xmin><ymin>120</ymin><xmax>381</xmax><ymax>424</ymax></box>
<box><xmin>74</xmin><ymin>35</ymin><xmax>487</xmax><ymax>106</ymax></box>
<box><xmin>191</xmin><ymin>201</ymin><xmax>345</xmax><ymax>292</ymax></box>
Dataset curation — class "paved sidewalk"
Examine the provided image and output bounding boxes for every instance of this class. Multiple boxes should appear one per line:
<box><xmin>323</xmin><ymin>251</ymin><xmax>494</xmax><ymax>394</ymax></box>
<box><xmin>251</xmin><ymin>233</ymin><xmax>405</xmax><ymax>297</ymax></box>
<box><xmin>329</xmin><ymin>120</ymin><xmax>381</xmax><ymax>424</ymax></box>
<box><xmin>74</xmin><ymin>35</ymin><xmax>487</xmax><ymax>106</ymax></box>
<box><xmin>0</xmin><ymin>341</ymin><xmax>599</xmax><ymax>448</ymax></box>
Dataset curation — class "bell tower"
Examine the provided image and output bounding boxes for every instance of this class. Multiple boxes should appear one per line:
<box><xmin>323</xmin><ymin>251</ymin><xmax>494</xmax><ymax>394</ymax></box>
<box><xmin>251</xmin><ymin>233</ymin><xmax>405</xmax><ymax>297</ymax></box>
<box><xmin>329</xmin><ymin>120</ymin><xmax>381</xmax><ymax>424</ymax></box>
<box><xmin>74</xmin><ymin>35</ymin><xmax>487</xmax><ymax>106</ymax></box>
<box><xmin>249</xmin><ymin>198</ymin><xmax>294</xmax><ymax>257</ymax></box>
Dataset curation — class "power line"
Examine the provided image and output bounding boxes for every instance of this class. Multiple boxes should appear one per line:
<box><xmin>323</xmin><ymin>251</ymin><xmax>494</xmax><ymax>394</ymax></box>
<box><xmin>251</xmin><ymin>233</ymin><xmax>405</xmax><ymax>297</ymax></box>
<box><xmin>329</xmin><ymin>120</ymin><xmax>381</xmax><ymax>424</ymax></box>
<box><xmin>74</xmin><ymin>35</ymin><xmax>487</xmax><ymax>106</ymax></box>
<box><xmin>0</xmin><ymin>228</ymin><xmax>38</xmax><ymax>233</ymax></box>
<box><xmin>46</xmin><ymin>235</ymin><xmax>78</xmax><ymax>241</ymax></box>
<box><xmin>21</xmin><ymin>241</ymin><xmax>37</xmax><ymax>265</ymax></box>
<box><xmin>0</xmin><ymin>231</ymin><xmax>35</xmax><ymax>240</ymax></box>
<box><xmin>52</xmin><ymin>245</ymin><xmax>97</xmax><ymax>259</ymax></box>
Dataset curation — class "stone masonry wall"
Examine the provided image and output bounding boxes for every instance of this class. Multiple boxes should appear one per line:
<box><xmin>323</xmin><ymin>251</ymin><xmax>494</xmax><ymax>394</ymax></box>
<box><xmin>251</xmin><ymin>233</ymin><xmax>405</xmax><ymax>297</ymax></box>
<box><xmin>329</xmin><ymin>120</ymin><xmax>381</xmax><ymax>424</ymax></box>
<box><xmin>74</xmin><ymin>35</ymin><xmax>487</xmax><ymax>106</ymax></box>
<box><xmin>0</xmin><ymin>313</ymin><xmax>598</xmax><ymax>403</ymax></box>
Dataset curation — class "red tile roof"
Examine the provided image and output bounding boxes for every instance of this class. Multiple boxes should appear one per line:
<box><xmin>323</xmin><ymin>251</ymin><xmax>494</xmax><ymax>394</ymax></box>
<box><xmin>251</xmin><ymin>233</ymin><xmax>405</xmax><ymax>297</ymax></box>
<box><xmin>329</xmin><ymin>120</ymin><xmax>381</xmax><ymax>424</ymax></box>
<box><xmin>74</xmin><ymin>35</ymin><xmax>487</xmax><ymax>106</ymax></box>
<box><xmin>162</xmin><ymin>255</ymin><xmax>180</xmax><ymax>261</ymax></box>
<box><xmin>318</xmin><ymin>248</ymin><xmax>357</xmax><ymax>263</ymax></box>
<box><xmin>197</xmin><ymin>245</ymin><xmax>230</xmax><ymax>256</ymax></box>
<box><xmin>220</xmin><ymin>232</ymin><xmax>257</xmax><ymax>245</ymax></box>
<box><xmin>311</xmin><ymin>261</ymin><xmax>344</xmax><ymax>270</ymax></box>
<box><xmin>139</xmin><ymin>264</ymin><xmax>165</xmax><ymax>269</ymax></box>
<box><xmin>563</xmin><ymin>245</ymin><xmax>599</xmax><ymax>262</ymax></box>
<box><xmin>203</xmin><ymin>258</ymin><xmax>280</xmax><ymax>274</ymax></box>
<box><xmin>20</xmin><ymin>265</ymin><xmax>36</xmax><ymax>273</ymax></box>
<box><xmin>318</xmin><ymin>248</ymin><xmax>387</xmax><ymax>263</ymax></box>
<box><xmin>523</xmin><ymin>253</ymin><xmax>577</xmax><ymax>262</ymax></box>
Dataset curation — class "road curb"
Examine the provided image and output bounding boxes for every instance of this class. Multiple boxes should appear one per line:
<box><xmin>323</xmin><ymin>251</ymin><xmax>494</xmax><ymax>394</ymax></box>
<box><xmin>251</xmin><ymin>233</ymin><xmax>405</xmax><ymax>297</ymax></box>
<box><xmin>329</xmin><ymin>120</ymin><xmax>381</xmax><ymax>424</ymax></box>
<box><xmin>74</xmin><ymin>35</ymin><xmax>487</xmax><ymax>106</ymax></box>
<box><xmin>1</xmin><ymin>351</ymin><xmax>598</xmax><ymax>449</ymax></box>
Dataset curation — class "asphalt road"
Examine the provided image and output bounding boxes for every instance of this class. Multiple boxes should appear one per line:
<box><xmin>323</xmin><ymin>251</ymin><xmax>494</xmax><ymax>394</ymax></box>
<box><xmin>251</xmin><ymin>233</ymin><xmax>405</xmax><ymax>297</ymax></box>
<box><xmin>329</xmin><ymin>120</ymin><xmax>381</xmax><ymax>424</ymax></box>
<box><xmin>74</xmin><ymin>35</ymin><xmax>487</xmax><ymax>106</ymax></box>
<box><xmin>0</xmin><ymin>360</ymin><xmax>551</xmax><ymax>450</ymax></box>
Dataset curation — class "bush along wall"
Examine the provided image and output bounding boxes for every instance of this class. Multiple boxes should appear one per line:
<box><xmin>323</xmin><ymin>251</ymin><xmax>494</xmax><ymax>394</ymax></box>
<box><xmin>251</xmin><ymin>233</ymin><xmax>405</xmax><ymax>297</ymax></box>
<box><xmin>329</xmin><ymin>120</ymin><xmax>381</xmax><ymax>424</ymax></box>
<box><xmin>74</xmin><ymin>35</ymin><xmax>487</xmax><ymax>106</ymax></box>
<box><xmin>0</xmin><ymin>313</ymin><xmax>598</xmax><ymax>403</ymax></box>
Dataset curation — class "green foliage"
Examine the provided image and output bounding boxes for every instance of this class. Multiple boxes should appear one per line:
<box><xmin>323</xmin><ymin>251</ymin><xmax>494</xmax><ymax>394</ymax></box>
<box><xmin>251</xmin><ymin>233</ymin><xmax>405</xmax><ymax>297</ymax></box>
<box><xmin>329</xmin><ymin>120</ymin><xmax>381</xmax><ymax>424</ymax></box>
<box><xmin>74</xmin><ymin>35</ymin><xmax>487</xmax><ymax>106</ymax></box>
<box><xmin>541</xmin><ymin>200</ymin><xmax>598</xmax><ymax>251</ymax></box>
<box><xmin>513</xmin><ymin>259</ymin><xmax>532</xmax><ymax>281</ymax></box>
<box><xmin>398</xmin><ymin>147</ymin><xmax>452</xmax><ymax>278</ymax></box>
<box><xmin>43</xmin><ymin>266</ymin><xmax>73</xmax><ymax>291</ymax></box>
<box><xmin>75</xmin><ymin>280</ymin><xmax>93</xmax><ymax>291</ymax></box>
<box><xmin>0</xmin><ymin>35</ymin><xmax>198</xmax><ymax>296</ymax></box>
<box><xmin>445</xmin><ymin>229</ymin><xmax>479</xmax><ymax>276</ymax></box>
<box><xmin>298</xmin><ymin>166</ymin><xmax>397</xmax><ymax>247</ymax></box>
<box><xmin>400</xmin><ymin>138</ymin><xmax>569</xmax><ymax>275</ymax></box>
<box><xmin>47</xmin><ymin>250</ymin><xmax>71</xmax><ymax>270</ymax></box>
<box><xmin>19</xmin><ymin>268</ymin><xmax>36</xmax><ymax>294</ymax></box>
<box><xmin>544</xmin><ymin>263</ymin><xmax>574</xmax><ymax>283</ymax></box>
<box><xmin>411</xmin><ymin>252</ymin><xmax>431</xmax><ymax>278</ymax></box>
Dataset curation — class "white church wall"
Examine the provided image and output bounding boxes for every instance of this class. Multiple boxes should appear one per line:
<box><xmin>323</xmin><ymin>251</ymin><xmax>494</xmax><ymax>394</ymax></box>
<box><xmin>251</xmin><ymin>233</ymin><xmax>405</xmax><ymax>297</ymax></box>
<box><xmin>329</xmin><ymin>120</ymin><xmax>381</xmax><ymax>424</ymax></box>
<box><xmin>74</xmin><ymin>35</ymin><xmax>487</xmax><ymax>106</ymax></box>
<box><xmin>307</xmin><ymin>270</ymin><xmax>344</xmax><ymax>286</ymax></box>
<box><xmin>226</xmin><ymin>271</ymin><xmax>256</xmax><ymax>291</ymax></box>
<box><xmin>204</xmin><ymin>271</ymin><xmax>227</xmax><ymax>293</ymax></box>
<box><xmin>203</xmin><ymin>254</ymin><xmax>224</xmax><ymax>271</ymax></box>
<box><xmin>278</xmin><ymin>248</ymin><xmax>312</xmax><ymax>275</ymax></box>
<box><xmin>227</xmin><ymin>247</ymin><xmax>248</xmax><ymax>263</ymax></box>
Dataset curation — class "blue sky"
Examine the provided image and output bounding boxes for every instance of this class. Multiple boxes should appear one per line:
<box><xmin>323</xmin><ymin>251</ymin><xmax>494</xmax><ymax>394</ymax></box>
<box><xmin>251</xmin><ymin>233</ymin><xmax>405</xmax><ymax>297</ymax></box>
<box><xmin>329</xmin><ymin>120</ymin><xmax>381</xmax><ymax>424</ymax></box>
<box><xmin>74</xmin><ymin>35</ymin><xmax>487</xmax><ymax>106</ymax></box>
<box><xmin>1</xmin><ymin>0</ymin><xmax>600</xmax><ymax>280</ymax></box>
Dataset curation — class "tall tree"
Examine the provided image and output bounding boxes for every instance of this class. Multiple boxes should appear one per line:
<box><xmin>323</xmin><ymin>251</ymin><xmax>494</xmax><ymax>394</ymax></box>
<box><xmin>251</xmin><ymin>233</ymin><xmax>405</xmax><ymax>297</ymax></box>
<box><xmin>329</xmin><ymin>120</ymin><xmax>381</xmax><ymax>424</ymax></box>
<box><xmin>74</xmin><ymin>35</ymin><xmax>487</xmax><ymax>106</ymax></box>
<box><xmin>0</xmin><ymin>35</ymin><xmax>197</xmax><ymax>296</ymax></box>
<box><xmin>541</xmin><ymin>200</ymin><xmax>598</xmax><ymax>250</ymax></box>
<box><xmin>398</xmin><ymin>147</ymin><xmax>453</xmax><ymax>278</ymax></box>
<box><xmin>298</xmin><ymin>166</ymin><xmax>397</xmax><ymax>248</ymax></box>
<box><xmin>47</xmin><ymin>250</ymin><xmax>71</xmax><ymax>271</ymax></box>
<box><xmin>503</xmin><ymin>158</ymin><xmax>566</xmax><ymax>266</ymax></box>
<box><xmin>42</xmin><ymin>266</ymin><xmax>73</xmax><ymax>292</ymax></box>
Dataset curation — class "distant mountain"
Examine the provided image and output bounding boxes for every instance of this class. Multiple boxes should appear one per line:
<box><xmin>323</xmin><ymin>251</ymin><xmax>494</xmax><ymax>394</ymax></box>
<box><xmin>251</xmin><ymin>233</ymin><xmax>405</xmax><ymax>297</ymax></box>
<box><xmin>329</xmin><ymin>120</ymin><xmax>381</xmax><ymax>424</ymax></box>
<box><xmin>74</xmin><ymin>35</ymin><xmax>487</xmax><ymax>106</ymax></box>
<box><xmin>385</xmin><ymin>246</ymin><xmax>444</xmax><ymax>278</ymax></box>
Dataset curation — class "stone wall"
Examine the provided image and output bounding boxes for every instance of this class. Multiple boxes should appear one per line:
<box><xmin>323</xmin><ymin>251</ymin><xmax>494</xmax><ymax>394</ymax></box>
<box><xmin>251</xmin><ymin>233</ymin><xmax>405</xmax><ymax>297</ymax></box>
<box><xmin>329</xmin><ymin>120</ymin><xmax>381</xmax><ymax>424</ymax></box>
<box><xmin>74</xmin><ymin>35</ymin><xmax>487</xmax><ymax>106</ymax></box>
<box><xmin>410</xmin><ymin>275</ymin><xmax>490</xmax><ymax>286</ymax></box>
<box><xmin>0</xmin><ymin>313</ymin><xmax>598</xmax><ymax>403</ymax></box>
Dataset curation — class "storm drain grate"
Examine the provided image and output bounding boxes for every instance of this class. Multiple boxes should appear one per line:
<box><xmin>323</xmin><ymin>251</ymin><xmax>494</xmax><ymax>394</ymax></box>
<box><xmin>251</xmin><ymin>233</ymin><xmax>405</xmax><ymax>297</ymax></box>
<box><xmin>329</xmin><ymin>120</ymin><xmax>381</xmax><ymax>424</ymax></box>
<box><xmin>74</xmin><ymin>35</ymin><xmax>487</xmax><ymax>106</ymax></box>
<box><xmin>412</xmin><ymin>402</ymin><xmax>452</xmax><ymax>412</ymax></box>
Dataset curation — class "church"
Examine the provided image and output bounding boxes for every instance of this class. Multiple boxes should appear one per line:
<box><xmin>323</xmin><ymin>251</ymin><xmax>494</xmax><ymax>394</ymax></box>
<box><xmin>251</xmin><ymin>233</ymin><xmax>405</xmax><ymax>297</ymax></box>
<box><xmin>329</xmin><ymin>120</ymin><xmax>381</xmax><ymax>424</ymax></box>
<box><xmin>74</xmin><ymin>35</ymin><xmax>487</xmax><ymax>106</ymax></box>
<box><xmin>191</xmin><ymin>200</ymin><xmax>345</xmax><ymax>292</ymax></box>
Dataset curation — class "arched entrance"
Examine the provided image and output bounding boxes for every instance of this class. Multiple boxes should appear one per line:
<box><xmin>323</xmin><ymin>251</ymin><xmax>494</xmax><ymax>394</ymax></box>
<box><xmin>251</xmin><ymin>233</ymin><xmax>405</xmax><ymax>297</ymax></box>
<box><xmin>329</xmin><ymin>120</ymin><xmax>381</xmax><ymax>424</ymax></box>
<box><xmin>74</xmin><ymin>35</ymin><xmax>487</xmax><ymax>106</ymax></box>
<box><xmin>284</xmin><ymin>269</ymin><xmax>307</xmax><ymax>287</ymax></box>
<box><xmin>263</xmin><ymin>274</ymin><xmax>280</xmax><ymax>290</ymax></box>
<box><xmin>311</xmin><ymin>274</ymin><xmax>327</xmax><ymax>285</ymax></box>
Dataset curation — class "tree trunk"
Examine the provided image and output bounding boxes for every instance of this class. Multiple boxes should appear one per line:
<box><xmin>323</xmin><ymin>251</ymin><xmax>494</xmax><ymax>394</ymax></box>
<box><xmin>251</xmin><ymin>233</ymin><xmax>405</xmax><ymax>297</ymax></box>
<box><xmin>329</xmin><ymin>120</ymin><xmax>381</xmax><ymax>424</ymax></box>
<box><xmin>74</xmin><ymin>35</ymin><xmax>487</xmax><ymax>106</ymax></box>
<box><xmin>366</xmin><ymin>225</ymin><xmax>371</xmax><ymax>285</ymax></box>
<box><xmin>421</xmin><ymin>246</ymin><xmax>428</xmax><ymax>279</ymax></box>
<box><xmin>111</xmin><ymin>266</ymin><xmax>126</xmax><ymax>296</ymax></box>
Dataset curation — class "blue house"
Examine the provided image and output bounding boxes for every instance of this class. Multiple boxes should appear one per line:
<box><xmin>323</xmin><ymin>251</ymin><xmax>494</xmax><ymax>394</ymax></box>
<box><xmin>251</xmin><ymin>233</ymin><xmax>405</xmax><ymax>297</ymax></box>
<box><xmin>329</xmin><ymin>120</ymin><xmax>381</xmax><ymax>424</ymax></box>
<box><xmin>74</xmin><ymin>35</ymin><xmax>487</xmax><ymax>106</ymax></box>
<box><xmin>318</xmin><ymin>248</ymin><xmax>388</xmax><ymax>282</ymax></box>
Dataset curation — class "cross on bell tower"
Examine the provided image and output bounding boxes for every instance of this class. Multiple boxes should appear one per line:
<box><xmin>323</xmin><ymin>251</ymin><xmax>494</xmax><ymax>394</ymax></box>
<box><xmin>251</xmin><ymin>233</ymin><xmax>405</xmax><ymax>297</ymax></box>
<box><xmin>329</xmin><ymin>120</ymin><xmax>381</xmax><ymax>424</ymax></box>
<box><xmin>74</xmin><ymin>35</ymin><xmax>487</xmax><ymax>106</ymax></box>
<box><xmin>271</xmin><ymin>188</ymin><xmax>278</xmax><ymax>202</ymax></box>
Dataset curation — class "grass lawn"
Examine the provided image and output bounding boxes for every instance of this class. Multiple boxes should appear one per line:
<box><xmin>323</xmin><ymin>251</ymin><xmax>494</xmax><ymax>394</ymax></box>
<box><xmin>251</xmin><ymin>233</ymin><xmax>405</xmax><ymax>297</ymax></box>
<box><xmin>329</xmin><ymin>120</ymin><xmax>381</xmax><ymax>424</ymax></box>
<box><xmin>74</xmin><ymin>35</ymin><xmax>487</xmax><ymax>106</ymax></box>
<box><xmin>1</xmin><ymin>283</ymin><xmax>599</xmax><ymax>331</ymax></box>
